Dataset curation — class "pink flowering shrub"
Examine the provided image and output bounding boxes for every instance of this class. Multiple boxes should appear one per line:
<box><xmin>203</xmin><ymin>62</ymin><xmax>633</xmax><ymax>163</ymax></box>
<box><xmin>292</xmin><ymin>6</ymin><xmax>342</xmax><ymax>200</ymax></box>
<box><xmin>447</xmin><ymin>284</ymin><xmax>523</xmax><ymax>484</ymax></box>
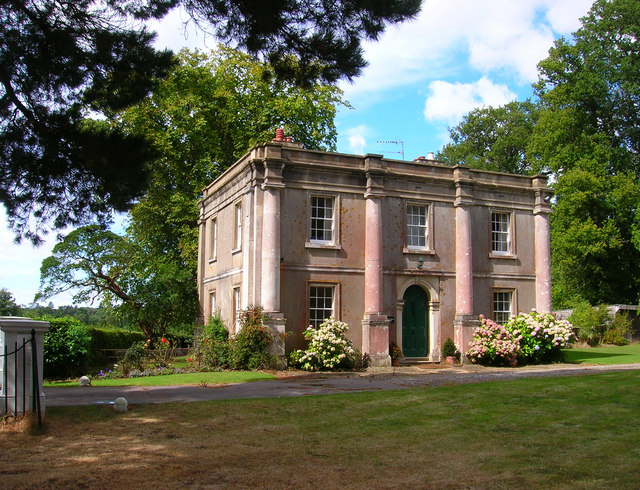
<box><xmin>467</xmin><ymin>311</ymin><xmax>576</xmax><ymax>367</ymax></box>
<box><xmin>289</xmin><ymin>318</ymin><xmax>359</xmax><ymax>371</ymax></box>
<box><xmin>505</xmin><ymin>311</ymin><xmax>576</xmax><ymax>364</ymax></box>
<box><xmin>466</xmin><ymin>316</ymin><xmax>520</xmax><ymax>366</ymax></box>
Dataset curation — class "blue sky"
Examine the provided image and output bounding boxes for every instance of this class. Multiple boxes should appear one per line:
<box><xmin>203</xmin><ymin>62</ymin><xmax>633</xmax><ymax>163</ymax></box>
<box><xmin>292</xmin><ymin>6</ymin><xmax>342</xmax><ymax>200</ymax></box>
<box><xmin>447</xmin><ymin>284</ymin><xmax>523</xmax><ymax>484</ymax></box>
<box><xmin>0</xmin><ymin>0</ymin><xmax>595</xmax><ymax>307</ymax></box>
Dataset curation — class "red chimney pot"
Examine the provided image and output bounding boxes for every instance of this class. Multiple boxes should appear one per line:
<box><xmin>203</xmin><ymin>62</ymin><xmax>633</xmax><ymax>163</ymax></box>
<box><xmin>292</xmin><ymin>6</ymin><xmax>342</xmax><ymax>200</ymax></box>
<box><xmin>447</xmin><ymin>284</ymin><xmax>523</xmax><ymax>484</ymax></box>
<box><xmin>273</xmin><ymin>128</ymin><xmax>285</xmax><ymax>142</ymax></box>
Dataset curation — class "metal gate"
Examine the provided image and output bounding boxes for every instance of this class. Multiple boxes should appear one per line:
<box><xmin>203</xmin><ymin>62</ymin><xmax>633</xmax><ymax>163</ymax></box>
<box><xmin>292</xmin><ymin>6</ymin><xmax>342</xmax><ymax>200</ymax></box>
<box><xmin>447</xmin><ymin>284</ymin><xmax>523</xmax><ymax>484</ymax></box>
<box><xmin>1</xmin><ymin>329</ymin><xmax>43</xmax><ymax>429</ymax></box>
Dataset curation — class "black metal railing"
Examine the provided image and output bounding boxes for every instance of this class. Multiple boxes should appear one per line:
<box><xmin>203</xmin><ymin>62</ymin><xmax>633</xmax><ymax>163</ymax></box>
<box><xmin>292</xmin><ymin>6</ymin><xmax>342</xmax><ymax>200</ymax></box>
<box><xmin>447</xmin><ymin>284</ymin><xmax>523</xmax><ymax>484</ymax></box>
<box><xmin>1</xmin><ymin>329</ymin><xmax>42</xmax><ymax>429</ymax></box>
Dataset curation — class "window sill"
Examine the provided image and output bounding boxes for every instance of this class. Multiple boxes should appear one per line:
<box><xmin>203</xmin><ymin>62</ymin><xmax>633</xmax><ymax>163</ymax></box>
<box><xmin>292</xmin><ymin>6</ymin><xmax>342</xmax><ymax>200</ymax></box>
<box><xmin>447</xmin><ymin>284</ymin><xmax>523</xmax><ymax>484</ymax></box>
<box><xmin>231</xmin><ymin>247</ymin><xmax>242</xmax><ymax>255</ymax></box>
<box><xmin>305</xmin><ymin>241</ymin><xmax>342</xmax><ymax>251</ymax></box>
<box><xmin>208</xmin><ymin>258</ymin><xmax>217</xmax><ymax>264</ymax></box>
<box><xmin>489</xmin><ymin>253</ymin><xmax>518</xmax><ymax>260</ymax></box>
<box><xmin>403</xmin><ymin>247</ymin><xmax>436</xmax><ymax>255</ymax></box>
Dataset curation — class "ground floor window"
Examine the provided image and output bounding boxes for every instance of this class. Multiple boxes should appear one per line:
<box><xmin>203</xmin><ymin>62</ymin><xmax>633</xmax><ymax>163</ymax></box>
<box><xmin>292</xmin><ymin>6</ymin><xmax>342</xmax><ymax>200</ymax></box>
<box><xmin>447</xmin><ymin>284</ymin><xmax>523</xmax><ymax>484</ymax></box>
<box><xmin>309</xmin><ymin>285</ymin><xmax>335</xmax><ymax>328</ymax></box>
<box><xmin>493</xmin><ymin>290</ymin><xmax>513</xmax><ymax>324</ymax></box>
<box><xmin>233</xmin><ymin>286</ymin><xmax>241</xmax><ymax>333</ymax></box>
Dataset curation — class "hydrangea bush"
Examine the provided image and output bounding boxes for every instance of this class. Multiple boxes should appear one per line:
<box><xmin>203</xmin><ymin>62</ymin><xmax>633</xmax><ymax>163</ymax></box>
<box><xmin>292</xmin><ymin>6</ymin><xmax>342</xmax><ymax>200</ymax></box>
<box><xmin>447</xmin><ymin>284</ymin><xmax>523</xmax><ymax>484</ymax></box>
<box><xmin>289</xmin><ymin>317</ymin><xmax>359</xmax><ymax>371</ymax></box>
<box><xmin>506</xmin><ymin>311</ymin><xmax>575</xmax><ymax>364</ymax></box>
<box><xmin>466</xmin><ymin>316</ymin><xmax>521</xmax><ymax>367</ymax></box>
<box><xmin>467</xmin><ymin>311</ymin><xmax>575</xmax><ymax>367</ymax></box>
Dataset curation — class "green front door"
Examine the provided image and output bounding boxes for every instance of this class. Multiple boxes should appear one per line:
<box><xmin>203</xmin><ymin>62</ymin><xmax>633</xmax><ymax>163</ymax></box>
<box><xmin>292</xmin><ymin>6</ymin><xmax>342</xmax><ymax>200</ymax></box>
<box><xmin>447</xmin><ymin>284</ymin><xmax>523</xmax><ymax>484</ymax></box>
<box><xmin>402</xmin><ymin>285</ymin><xmax>429</xmax><ymax>357</ymax></box>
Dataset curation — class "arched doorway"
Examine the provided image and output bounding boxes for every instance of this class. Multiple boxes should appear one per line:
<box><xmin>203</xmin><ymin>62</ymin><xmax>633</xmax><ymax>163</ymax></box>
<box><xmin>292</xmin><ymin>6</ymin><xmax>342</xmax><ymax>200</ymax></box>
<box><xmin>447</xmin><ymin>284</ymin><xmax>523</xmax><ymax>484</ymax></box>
<box><xmin>402</xmin><ymin>285</ymin><xmax>429</xmax><ymax>357</ymax></box>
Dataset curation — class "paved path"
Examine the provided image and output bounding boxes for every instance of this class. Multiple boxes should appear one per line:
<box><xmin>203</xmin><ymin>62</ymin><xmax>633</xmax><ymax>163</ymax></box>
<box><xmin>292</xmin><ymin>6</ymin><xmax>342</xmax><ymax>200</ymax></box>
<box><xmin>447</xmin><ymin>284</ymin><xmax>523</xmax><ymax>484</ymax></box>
<box><xmin>43</xmin><ymin>363</ymin><xmax>640</xmax><ymax>407</ymax></box>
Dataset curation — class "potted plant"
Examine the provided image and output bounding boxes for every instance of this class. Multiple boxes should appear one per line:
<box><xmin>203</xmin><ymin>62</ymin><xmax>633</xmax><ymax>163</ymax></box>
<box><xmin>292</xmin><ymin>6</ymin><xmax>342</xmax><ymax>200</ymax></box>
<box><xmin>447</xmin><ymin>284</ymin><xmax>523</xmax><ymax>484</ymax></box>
<box><xmin>390</xmin><ymin>342</ymin><xmax>402</xmax><ymax>366</ymax></box>
<box><xmin>442</xmin><ymin>337</ymin><xmax>458</xmax><ymax>365</ymax></box>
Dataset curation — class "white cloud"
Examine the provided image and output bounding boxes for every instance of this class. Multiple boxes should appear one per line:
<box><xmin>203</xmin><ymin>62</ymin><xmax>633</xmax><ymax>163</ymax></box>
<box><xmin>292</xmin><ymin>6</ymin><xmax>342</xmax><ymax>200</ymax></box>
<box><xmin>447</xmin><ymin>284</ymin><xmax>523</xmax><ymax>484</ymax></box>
<box><xmin>343</xmin><ymin>125</ymin><xmax>371</xmax><ymax>154</ymax></box>
<box><xmin>424</xmin><ymin>77</ymin><xmax>516</xmax><ymax>125</ymax></box>
<box><xmin>544</xmin><ymin>0</ymin><xmax>595</xmax><ymax>33</ymax></box>
<box><xmin>340</xmin><ymin>0</ymin><xmax>595</xmax><ymax>101</ymax></box>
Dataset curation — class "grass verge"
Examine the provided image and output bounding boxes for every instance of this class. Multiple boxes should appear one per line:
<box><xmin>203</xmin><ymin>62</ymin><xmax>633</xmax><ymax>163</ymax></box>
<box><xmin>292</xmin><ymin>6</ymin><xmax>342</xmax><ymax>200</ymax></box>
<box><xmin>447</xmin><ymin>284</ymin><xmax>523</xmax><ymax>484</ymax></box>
<box><xmin>43</xmin><ymin>370</ymin><xmax>275</xmax><ymax>388</ymax></box>
<box><xmin>4</xmin><ymin>370</ymin><xmax>640</xmax><ymax>488</ymax></box>
<box><xmin>563</xmin><ymin>342</ymin><xmax>640</xmax><ymax>364</ymax></box>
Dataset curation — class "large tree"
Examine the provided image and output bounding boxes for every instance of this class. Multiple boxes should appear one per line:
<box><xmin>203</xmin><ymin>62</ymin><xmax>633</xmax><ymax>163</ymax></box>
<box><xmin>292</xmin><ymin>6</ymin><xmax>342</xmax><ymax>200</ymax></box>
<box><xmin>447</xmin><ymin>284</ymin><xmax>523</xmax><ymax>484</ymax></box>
<box><xmin>531</xmin><ymin>0</ymin><xmax>640</xmax><ymax>307</ymax></box>
<box><xmin>1</xmin><ymin>0</ymin><xmax>175</xmax><ymax>243</ymax></box>
<box><xmin>119</xmin><ymin>47</ymin><xmax>345</xmax><ymax>287</ymax></box>
<box><xmin>37</xmin><ymin>225</ymin><xmax>193</xmax><ymax>339</ymax></box>
<box><xmin>436</xmin><ymin>0</ymin><xmax>640</xmax><ymax>307</ymax></box>
<box><xmin>0</xmin><ymin>288</ymin><xmax>22</xmax><ymax>316</ymax></box>
<box><xmin>39</xmin><ymin>48</ymin><xmax>344</xmax><ymax>335</ymax></box>
<box><xmin>437</xmin><ymin>100</ymin><xmax>540</xmax><ymax>175</ymax></box>
<box><xmin>1</xmin><ymin>0</ymin><xmax>420</xmax><ymax>242</ymax></box>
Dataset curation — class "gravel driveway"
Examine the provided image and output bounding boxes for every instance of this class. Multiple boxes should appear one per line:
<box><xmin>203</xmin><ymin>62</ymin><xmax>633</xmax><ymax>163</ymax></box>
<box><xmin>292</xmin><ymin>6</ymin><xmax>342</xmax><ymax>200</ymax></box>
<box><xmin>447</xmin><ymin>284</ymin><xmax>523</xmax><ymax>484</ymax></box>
<box><xmin>43</xmin><ymin>362</ymin><xmax>640</xmax><ymax>407</ymax></box>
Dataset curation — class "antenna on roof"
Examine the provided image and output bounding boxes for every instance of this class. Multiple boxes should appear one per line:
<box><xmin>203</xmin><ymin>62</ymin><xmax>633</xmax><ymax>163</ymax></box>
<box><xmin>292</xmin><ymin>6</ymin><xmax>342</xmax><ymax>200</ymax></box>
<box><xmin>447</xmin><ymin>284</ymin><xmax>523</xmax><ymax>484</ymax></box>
<box><xmin>377</xmin><ymin>140</ymin><xmax>404</xmax><ymax>160</ymax></box>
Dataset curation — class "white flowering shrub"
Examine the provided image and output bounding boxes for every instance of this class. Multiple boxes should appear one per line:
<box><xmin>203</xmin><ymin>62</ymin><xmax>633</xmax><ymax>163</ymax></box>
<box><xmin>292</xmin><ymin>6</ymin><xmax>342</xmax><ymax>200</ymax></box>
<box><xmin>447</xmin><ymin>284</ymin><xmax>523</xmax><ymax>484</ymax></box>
<box><xmin>289</xmin><ymin>318</ymin><xmax>359</xmax><ymax>371</ymax></box>
<box><xmin>467</xmin><ymin>311</ymin><xmax>576</xmax><ymax>367</ymax></box>
<box><xmin>506</xmin><ymin>311</ymin><xmax>575</xmax><ymax>364</ymax></box>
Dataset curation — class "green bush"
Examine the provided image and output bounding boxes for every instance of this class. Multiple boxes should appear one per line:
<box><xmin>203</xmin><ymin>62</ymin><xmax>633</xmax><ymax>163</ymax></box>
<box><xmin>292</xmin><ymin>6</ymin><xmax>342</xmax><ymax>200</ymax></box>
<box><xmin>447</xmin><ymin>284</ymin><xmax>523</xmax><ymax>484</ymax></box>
<box><xmin>42</xmin><ymin>317</ymin><xmax>92</xmax><ymax>379</ymax></box>
<box><xmin>203</xmin><ymin>314</ymin><xmax>230</xmax><ymax>343</ymax></box>
<box><xmin>191</xmin><ymin>314</ymin><xmax>231</xmax><ymax>369</ymax></box>
<box><xmin>442</xmin><ymin>337</ymin><xmax>458</xmax><ymax>358</ymax></box>
<box><xmin>231</xmin><ymin>307</ymin><xmax>276</xmax><ymax>370</ymax></box>
<box><xmin>569</xmin><ymin>303</ymin><xmax>609</xmax><ymax>346</ymax></box>
<box><xmin>83</xmin><ymin>326</ymin><xmax>145</xmax><ymax>369</ymax></box>
<box><xmin>190</xmin><ymin>307</ymin><xmax>277</xmax><ymax>371</ymax></box>
<box><xmin>87</xmin><ymin>326</ymin><xmax>145</xmax><ymax>350</ymax></box>
<box><xmin>602</xmin><ymin>313</ymin><xmax>631</xmax><ymax>345</ymax></box>
<box><xmin>119</xmin><ymin>341</ymin><xmax>150</xmax><ymax>375</ymax></box>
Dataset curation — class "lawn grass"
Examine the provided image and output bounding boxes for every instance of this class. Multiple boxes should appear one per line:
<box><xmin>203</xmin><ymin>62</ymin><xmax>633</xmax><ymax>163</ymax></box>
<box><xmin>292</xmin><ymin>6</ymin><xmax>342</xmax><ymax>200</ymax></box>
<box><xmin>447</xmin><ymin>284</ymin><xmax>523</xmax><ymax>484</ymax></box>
<box><xmin>563</xmin><ymin>342</ymin><xmax>640</xmax><ymax>364</ymax></box>
<box><xmin>43</xmin><ymin>370</ymin><xmax>275</xmax><ymax>387</ymax></box>
<box><xmin>5</xmin><ymin>370</ymin><xmax>640</xmax><ymax>488</ymax></box>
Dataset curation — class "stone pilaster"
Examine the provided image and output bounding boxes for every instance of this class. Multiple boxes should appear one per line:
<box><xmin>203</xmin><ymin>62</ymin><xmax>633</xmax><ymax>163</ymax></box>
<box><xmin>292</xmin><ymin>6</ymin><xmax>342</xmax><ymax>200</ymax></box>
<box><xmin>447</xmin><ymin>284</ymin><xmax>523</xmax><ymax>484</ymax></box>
<box><xmin>196</xmin><ymin>215</ymin><xmax>206</xmax><ymax>325</ymax></box>
<box><xmin>264</xmin><ymin>313</ymin><xmax>287</xmax><ymax>368</ymax></box>
<box><xmin>533</xmin><ymin>178</ymin><xmax>553</xmax><ymax>313</ymax></box>
<box><xmin>362</xmin><ymin>154</ymin><xmax>390</xmax><ymax>366</ymax></box>
<box><xmin>260</xmin><ymin>159</ymin><xmax>286</xmax><ymax>358</ymax></box>
<box><xmin>454</xmin><ymin>166</ymin><xmax>477</xmax><ymax>360</ymax></box>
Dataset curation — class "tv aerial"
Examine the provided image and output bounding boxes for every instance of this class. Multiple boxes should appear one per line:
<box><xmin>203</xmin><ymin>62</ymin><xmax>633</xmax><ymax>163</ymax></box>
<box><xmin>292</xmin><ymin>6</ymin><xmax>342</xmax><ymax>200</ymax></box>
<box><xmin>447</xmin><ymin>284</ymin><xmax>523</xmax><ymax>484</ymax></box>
<box><xmin>377</xmin><ymin>140</ymin><xmax>404</xmax><ymax>160</ymax></box>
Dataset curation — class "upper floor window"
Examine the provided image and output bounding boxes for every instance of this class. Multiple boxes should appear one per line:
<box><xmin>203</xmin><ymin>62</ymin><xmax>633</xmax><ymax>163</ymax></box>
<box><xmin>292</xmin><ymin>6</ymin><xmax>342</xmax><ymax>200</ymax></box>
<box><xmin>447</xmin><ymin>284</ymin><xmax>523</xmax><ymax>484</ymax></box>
<box><xmin>404</xmin><ymin>201</ymin><xmax>434</xmax><ymax>254</ymax></box>
<box><xmin>491</xmin><ymin>211</ymin><xmax>511</xmax><ymax>255</ymax></box>
<box><xmin>310</xmin><ymin>196</ymin><xmax>334</xmax><ymax>243</ymax></box>
<box><xmin>210</xmin><ymin>217</ymin><xmax>217</xmax><ymax>261</ymax></box>
<box><xmin>407</xmin><ymin>204</ymin><xmax>427</xmax><ymax>249</ymax></box>
<box><xmin>234</xmin><ymin>202</ymin><xmax>242</xmax><ymax>251</ymax></box>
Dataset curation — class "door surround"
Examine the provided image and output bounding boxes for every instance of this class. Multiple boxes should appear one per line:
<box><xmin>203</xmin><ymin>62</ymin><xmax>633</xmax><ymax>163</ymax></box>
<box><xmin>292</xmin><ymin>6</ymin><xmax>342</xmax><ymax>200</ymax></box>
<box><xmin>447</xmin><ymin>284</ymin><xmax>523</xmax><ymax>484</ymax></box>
<box><xmin>396</xmin><ymin>276</ymin><xmax>441</xmax><ymax>361</ymax></box>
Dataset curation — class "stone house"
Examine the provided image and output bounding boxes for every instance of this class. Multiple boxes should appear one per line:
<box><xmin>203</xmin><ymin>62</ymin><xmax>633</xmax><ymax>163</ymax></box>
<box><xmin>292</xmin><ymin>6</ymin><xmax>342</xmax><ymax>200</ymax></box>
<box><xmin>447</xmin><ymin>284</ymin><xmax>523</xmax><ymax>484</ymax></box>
<box><xmin>197</xmin><ymin>131</ymin><xmax>552</xmax><ymax>365</ymax></box>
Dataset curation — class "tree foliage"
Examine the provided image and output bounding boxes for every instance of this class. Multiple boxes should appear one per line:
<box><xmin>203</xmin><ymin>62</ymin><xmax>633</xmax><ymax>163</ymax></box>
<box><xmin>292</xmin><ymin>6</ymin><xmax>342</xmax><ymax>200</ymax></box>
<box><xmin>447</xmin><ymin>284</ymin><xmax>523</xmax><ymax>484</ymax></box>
<box><xmin>1</xmin><ymin>0</ymin><xmax>419</xmax><ymax>241</ymax></box>
<box><xmin>182</xmin><ymin>0</ymin><xmax>422</xmax><ymax>85</ymax></box>
<box><xmin>119</xmin><ymin>47</ymin><xmax>345</xmax><ymax>274</ymax></box>
<box><xmin>533</xmin><ymin>0</ymin><xmax>640</xmax><ymax>307</ymax></box>
<box><xmin>438</xmin><ymin>0</ymin><xmax>640</xmax><ymax>307</ymax></box>
<box><xmin>1</xmin><ymin>0</ymin><xmax>176</xmax><ymax>242</ymax></box>
<box><xmin>0</xmin><ymin>288</ymin><xmax>21</xmax><ymax>316</ymax></box>
<box><xmin>38</xmin><ymin>48</ymin><xmax>344</xmax><ymax>337</ymax></box>
<box><xmin>37</xmin><ymin>225</ymin><xmax>195</xmax><ymax>340</ymax></box>
<box><xmin>42</xmin><ymin>316</ymin><xmax>92</xmax><ymax>379</ymax></box>
<box><xmin>437</xmin><ymin>100</ymin><xmax>540</xmax><ymax>174</ymax></box>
